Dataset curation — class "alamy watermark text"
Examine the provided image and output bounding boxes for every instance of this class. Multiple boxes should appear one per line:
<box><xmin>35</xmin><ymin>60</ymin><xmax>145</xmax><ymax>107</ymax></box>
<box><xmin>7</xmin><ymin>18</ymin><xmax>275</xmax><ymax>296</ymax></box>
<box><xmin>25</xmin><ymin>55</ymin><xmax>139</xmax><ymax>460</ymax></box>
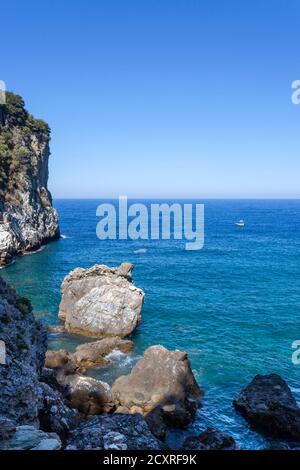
<box><xmin>96</xmin><ymin>197</ymin><xmax>204</xmax><ymax>250</ymax></box>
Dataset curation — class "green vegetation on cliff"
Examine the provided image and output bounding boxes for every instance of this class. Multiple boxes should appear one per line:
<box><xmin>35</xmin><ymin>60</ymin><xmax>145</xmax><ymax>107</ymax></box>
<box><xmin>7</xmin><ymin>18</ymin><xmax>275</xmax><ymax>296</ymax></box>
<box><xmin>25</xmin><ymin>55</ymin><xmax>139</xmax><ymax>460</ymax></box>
<box><xmin>0</xmin><ymin>91</ymin><xmax>59</xmax><ymax>265</ymax></box>
<box><xmin>0</xmin><ymin>92</ymin><xmax>51</xmax><ymax>204</ymax></box>
<box><xmin>2</xmin><ymin>92</ymin><xmax>50</xmax><ymax>133</ymax></box>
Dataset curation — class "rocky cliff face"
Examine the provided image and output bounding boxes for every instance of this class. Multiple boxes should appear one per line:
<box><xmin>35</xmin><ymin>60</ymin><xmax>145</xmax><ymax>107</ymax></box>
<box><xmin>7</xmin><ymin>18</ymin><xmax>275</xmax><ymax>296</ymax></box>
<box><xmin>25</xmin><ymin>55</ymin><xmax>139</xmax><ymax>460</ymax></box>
<box><xmin>0</xmin><ymin>276</ymin><xmax>80</xmax><ymax>449</ymax></box>
<box><xmin>0</xmin><ymin>92</ymin><xmax>59</xmax><ymax>266</ymax></box>
<box><xmin>0</xmin><ymin>276</ymin><xmax>47</xmax><ymax>424</ymax></box>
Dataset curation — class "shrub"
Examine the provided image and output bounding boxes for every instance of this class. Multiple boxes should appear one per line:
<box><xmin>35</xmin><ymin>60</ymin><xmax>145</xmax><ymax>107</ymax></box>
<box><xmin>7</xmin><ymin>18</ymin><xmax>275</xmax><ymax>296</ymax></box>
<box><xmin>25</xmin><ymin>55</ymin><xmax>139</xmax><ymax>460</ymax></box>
<box><xmin>1</xmin><ymin>314</ymin><xmax>10</xmax><ymax>324</ymax></box>
<box><xmin>14</xmin><ymin>145</ymin><xmax>30</xmax><ymax>159</ymax></box>
<box><xmin>15</xmin><ymin>297</ymin><xmax>31</xmax><ymax>316</ymax></box>
<box><xmin>4</xmin><ymin>92</ymin><xmax>28</xmax><ymax>126</ymax></box>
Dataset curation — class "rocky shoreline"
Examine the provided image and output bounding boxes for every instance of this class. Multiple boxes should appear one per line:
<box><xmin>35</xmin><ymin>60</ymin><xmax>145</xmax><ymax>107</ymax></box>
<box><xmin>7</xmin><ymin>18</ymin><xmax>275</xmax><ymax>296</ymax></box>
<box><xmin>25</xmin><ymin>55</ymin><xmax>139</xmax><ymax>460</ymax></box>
<box><xmin>1</xmin><ymin>262</ymin><xmax>300</xmax><ymax>450</ymax></box>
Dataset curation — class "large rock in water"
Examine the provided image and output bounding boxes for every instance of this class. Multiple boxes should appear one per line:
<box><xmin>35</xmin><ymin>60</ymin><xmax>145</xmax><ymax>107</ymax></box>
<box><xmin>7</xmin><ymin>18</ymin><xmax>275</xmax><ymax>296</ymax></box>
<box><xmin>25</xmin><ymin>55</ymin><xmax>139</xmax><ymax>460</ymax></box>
<box><xmin>233</xmin><ymin>374</ymin><xmax>300</xmax><ymax>440</ymax></box>
<box><xmin>0</xmin><ymin>92</ymin><xmax>60</xmax><ymax>266</ymax></box>
<box><xmin>58</xmin><ymin>262</ymin><xmax>144</xmax><ymax>338</ymax></box>
<box><xmin>112</xmin><ymin>345</ymin><xmax>202</xmax><ymax>427</ymax></box>
<box><xmin>65</xmin><ymin>414</ymin><xmax>162</xmax><ymax>450</ymax></box>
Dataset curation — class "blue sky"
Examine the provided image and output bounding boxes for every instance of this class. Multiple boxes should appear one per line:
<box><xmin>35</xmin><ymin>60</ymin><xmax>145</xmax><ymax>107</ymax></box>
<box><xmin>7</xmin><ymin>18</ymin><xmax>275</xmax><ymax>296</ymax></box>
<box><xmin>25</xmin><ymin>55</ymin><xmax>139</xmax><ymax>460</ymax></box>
<box><xmin>2</xmin><ymin>0</ymin><xmax>300</xmax><ymax>198</ymax></box>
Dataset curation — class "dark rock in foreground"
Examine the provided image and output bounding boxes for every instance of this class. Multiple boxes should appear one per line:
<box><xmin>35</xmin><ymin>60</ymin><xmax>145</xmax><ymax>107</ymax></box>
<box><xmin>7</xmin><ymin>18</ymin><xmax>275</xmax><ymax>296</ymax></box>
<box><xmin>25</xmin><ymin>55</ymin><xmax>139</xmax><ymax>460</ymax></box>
<box><xmin>0</xmin><ymin>417</ymin><xmax>16</xmax><ymax>440</ymax></box>
<box><xmin>39</xmin><ymin>382</ymin><xmax>80</xmax><ymax>437</ymax></box>
<box><xmin>182</xmin><ymin>428</ymin><xmax>236</xmax><ymax>450</ymax></box>
<box><xmin>233</xmin><ymin>374</ymin><xmax>300</xmax><ymax>440</ymax></box>
<box><xmin>0</xmin><ymin>278</ymin><xmax>47</xmax><ymax>425</ymax></box>
<box><xmin>65</xmin><ymin>413</ymin><xmax>162</xmax><ymax>450</ymax></box>
<box><xmin>0</xmin><ymin>276</ymin><xmax>79</xmax><ymax>448</ymax></box>
<box><xmin>0</xmin><ymin>425</ymin><xmax>61</xmax><ymax>450</ymax></box>
<box><xmin>267</xmin><ymin>442</ymin><xmax>291</xmax><ymax>450</ymax></box>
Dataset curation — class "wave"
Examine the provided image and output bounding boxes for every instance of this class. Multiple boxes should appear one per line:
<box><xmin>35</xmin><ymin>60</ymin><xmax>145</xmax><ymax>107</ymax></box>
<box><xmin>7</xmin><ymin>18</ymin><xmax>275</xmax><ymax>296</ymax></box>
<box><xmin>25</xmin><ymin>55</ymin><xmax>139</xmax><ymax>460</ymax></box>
<box><xmin>105</xmin><ymin>349</ymin><xmax>136</xmax><ymax>368</ymax></box>
<box><xmin>60</xmin><ymin>234</ymin><xmax>69</xmax><ymax>239</ymax></box>
<box><xmin>24</xmin><ymin>246</ymin><xmax>46</xmax><ymax>255</ymax></box>
<box><xmin>133</xmin><ymin>248</ymin><xmax>147</xmax><ymax>254</ymax></box>
<box><xmin>0</xmin><ymin>259</ymin><xmax>15</xmax><ymax>269</ymax></box>
<box><xmin>0</xmin><ymin>244</ymin><xmax>46</xmax><ymax>268</ymax></box>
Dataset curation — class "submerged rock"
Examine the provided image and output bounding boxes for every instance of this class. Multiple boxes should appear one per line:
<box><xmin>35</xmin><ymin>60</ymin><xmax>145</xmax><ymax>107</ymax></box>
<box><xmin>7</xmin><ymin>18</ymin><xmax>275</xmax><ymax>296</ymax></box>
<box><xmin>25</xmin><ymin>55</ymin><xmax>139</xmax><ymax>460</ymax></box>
<box><xmin>58</xmin><ymin>262</ymin><xmax>144</xmax><ymax>338</ymax></box>
<box><xmin>65</xmin><ymin>413</ymin><xmax>162</xmax><ymax>450</ymax></box>
<box><xmin>182</xmin><ymin>428</ymin><xmax>236</xmax><ymax>450</ymax></box>
<box><xmin>112</xmin><ymin>345</ymin><xmax>202</xmax><ymax>428</ymax></box>
<box><xmin>0</xmin><ymin>92</ymin><xmax>60</xmax><ymax>266</ymax></box>
<box><xmin>233</xmin><ymin>374</ymin><xmax>300</xmax><ymax>440</ymax></box>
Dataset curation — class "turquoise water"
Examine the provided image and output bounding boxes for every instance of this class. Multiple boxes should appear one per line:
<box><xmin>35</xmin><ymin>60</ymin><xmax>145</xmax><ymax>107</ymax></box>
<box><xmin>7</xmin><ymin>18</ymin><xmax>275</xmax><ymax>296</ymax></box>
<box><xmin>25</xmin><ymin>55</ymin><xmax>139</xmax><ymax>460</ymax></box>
<box><xmin>2</xmin><ymin>199</ymin><xmax>300</xmax><ymax>449</ymax></box>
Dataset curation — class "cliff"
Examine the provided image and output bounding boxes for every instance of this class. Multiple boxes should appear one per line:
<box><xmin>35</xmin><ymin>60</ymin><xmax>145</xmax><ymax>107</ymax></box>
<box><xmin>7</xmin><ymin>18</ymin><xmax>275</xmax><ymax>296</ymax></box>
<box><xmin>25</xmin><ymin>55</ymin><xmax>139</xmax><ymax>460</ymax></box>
<box><xmin>0</xmin><ymin>92</ymin><xmax>59</xmax><ymax>266</ymax></box>
<box><xmin>0</xmin><ymin>276</ymin><xmax>80</xmax><ymax>449</ymax></box>
<box><xmin>0</xmin><ymin>277</ymin><xmax>47</xmax><ymax>424</ymax></box>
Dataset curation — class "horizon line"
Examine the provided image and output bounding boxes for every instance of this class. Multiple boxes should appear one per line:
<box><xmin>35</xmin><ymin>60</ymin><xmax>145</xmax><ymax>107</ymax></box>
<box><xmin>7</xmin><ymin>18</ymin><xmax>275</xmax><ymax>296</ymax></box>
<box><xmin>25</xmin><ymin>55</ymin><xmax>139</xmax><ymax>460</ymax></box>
<box><xmin>52</xmin><ymin>197</ymin><xmax>300</xmax><ymax>201</ymax></box>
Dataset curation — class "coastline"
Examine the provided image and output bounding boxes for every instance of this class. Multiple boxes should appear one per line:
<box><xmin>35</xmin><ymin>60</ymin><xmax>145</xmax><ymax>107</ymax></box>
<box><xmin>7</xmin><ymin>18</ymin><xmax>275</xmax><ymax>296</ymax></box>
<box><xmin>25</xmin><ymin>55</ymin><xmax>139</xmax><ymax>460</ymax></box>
<box><xmin>2</xmin><ymin>247</ymin><xmax>300</xmax><ymax>450</ymax></box>
<box><xmin>0</xmin><ymin>92</ymin><xmax>300</xmax><ymax>451</ymax></box>
<box><xmin>2</xmin><ymin>198</ymin><xmax>300</xmax><ymax>449</ymax></box>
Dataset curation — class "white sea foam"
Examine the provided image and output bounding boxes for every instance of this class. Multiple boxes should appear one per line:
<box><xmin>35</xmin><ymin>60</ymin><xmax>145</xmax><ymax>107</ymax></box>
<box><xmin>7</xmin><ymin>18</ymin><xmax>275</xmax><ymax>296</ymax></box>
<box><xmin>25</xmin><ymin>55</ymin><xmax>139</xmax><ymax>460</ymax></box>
<box><xmin>105</xmin><ymin>349</ymin><xmax>136</xmax><ymax>368</ymax></box>
<box><xmin>24</xmin><ymin>246</ymin><xmax>46</xmax><ymax>255</ymax></box>
<box><xmin>133</xmin><ymin>248</ymin><xmax>147</xmax><ymax>254</ymax></box>
<box><xmin>60</xmin><ymin>234</ymin><xmax>69</xmax><ymax>239</ymax></box>
<box><xmin>105</xmin><ymin>349</ymin><xmax>127</xmax><ymax>362</ymax></box>
<box><xmin>0</xmin><ymin>259</ymin><xmax>15</xmax><ymax>269</ymax></box>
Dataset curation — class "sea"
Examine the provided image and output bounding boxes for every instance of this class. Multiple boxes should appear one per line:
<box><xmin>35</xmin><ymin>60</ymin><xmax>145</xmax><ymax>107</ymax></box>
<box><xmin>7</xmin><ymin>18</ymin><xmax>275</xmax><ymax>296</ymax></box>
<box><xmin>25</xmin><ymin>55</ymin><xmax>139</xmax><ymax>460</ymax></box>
<box><xmin>2</xmin><ymin>199</ymin><xmax>300</xmax><ymax>449</ymax></box>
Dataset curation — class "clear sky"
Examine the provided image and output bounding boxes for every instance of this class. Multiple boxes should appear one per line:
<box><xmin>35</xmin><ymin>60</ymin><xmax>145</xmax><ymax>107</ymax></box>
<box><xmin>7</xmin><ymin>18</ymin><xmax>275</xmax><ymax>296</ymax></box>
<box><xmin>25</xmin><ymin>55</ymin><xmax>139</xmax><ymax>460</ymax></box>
<box><xmin>2</xmin><ymin>0</ymin><xmax>300</xmax><ymax>198</ymax></box>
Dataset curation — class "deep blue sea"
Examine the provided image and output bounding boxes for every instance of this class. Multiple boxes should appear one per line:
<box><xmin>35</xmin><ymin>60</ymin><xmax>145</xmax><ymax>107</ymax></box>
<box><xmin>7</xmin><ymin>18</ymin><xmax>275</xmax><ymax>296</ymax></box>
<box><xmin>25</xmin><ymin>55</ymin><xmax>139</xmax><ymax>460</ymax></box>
<box><xmin>2</xmin><ymin>199</ymin><xmax>300</xmax><ymax>449</ymax></box>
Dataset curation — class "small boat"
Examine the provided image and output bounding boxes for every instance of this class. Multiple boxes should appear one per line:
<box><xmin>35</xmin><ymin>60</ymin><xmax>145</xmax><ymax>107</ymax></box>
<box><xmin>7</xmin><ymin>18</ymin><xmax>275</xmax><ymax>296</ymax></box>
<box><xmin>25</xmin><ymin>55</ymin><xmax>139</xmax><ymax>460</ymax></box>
<box><xmin>235</xmin><ymin>219</ymin><xmax>245</xmax><ymax>227</ymax></box>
